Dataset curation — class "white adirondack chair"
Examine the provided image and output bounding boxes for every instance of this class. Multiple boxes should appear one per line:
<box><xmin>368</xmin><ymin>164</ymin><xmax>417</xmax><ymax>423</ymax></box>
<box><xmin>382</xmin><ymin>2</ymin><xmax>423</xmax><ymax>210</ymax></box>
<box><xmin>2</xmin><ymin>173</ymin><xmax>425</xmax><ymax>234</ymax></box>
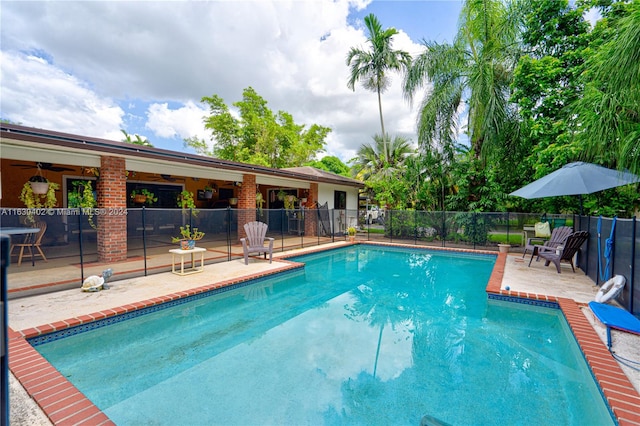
<box><xmin>241</xmin><ymin>221</ymin><xmax>274</xmax><ymax>265</ymax></box>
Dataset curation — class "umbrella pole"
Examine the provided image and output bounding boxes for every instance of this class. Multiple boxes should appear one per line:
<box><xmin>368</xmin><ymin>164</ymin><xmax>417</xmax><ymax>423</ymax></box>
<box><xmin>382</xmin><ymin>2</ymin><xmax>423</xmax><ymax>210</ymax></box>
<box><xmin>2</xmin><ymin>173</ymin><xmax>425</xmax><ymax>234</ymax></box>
<box><xmin>579</xmin><ymin>194</ymin><xmax>583</xmax><ymax>216</ymax></box>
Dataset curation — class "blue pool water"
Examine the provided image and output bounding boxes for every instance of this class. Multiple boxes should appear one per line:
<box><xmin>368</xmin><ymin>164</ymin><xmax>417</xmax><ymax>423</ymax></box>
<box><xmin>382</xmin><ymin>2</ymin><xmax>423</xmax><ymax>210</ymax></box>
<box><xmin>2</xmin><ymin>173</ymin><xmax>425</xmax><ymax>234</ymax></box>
<box><xmin>33</xmin><ymin>246</ymin><xmax>614</xmax><ymax>425</ymax></box>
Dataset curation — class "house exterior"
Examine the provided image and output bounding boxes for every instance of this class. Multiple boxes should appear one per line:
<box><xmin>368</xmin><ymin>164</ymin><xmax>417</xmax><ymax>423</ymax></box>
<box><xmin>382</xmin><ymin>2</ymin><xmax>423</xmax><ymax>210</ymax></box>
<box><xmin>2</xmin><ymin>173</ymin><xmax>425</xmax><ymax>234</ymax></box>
<box><xmin>0</xmin><ymin>123</ymin><xmax>364</xmax><ymax>263</ymax></box>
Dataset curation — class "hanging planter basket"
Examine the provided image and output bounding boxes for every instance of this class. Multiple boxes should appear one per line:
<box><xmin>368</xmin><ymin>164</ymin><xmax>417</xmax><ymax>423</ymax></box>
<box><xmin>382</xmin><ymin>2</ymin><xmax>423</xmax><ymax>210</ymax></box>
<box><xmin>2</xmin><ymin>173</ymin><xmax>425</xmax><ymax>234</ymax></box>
<box><xmin>133</xmin><ymin>194</ymin><xmax>148</xmax><ymax>204</ymax></box>
<box><xmin>29</xmin><ymin>175</ymin><xmax>50</xmax><ymax>195</ymax></box>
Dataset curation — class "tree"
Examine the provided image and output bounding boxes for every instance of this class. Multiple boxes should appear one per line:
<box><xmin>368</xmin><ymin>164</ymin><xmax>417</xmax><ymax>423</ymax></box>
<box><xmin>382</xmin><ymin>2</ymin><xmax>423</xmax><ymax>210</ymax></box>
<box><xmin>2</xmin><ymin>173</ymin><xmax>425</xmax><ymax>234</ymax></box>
<box><xmin>402</xmin><ymin>147</ymin><xmax>455</xmax><ymax>211</ymax></box>
<box><xmin>346</xmin><ymin>13</ymin><xmax>412</xmax><ymax>141</ymax></box>
<box><xmin>404</xmin><ymin>0</ymin><xmax>521</xmax><ymax>162</ymax></box>
<box><xmin>351</xmin><ymin>134</ymin><xmax>414</xmax><ymax>208</ymax></box>
<box><xmin>352</xmin><ymin>134</ymin><xmax>413</xmax><ymax>180</ymax></box>
<box><xmin>508</xmin><ymin>0</ymin><xmax>590</xmax><ymax>213</ymax></box>
<box><xmin>121</xmin><ymin>129</ymin><xmax>153</xmax><ymax>147</ymax></box>
<box><xmin>304</xmin><ymin>156</ymin><xmax>351</xmax><ymax>177</ymax></box>
<box><xmin>576</xmin><ymin>0</ymin><xmax>640</xmax><ymax>174</ymax></box>
<box><xmin>402</xmin><ymin>0</ymin><xmax>522</xmax><ymax>210</ymax></box>
<box><xmin>191</xmin><ymin>87</ymin><xmax>331</xmax><ymax>168</ymax></box>
<box><xmin>511</xmin><ymin>0</ymin><xmax>589</xmax><ymax>163</ymax></box>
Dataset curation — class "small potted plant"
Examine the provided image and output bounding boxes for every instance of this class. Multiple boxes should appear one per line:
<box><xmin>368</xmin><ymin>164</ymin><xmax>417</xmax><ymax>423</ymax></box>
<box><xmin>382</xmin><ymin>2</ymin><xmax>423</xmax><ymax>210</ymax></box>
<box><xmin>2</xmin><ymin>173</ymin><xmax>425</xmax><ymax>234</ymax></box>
<box><xmin>347</xmin><ymin>226</ymin><xmax>357</xmax><ymax>243</ymax></box>
<box><xmin>171</xmin><ymin>225</ymin><xmax>205</xmax><ymax>250</ymax></box>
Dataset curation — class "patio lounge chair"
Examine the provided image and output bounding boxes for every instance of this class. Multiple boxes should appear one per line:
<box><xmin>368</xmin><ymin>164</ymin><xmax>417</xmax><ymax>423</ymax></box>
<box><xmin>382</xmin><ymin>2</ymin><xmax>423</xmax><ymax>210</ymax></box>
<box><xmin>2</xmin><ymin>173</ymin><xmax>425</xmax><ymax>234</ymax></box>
<box><xmin>538</xmin><ymin>230</ymin><xmax>589</xmax><ymax>273</ymax></box>
<box><xmin>524</xmin><ymin>225</ymin><xmax>572</xmax><ymax>267</ymax></box>
<box><xmin>10</xmin><ymin>221</ymin><xmax>48</xmax><ymax>266</ymax></box>
<box><xmin>240</xmin><ymin>221</ymin><xmax>274</xmax><ymax>265</ymax></box>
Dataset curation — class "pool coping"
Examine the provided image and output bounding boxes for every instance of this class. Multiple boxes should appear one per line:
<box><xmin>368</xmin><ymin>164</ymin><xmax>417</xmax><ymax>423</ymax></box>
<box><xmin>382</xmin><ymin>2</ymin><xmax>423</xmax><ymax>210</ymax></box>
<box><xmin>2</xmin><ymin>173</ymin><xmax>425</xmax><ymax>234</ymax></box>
<box><xmin>8</xmin><ymin>243</ymin><xmax>640</xmax><ymax>426</ymax></box>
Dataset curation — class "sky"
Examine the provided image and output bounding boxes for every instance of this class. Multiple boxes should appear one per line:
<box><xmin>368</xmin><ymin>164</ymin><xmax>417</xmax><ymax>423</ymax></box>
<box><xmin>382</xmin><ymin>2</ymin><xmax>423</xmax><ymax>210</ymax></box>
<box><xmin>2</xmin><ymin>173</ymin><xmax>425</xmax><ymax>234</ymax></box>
<box><xmin>0</xmin><ymin>0</ymin><xmax>464</xmax><ymax>163</ymax></box>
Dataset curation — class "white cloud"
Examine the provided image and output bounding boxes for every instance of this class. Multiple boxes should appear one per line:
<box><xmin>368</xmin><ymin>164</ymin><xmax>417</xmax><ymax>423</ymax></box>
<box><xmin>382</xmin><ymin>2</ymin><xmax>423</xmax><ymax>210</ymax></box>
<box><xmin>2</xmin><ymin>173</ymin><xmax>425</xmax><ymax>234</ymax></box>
<box><xmin>146</xmin><ymin>101</ymin><xmax>208</xmax><ymax>141</ymax></box>
<box><xmin>583</xmin><ymin>7</ymin><xmax>602</xmax><ymax>28</ymax></box>
<box><xmin>0</xmin><ymin>0</ymin><xmax>424</xmax><ymax>162</ymax></box>
<box><xmin>0</xmin><ymin>51</ymin><xmax>124</xmax><ymax>141</ymax></box>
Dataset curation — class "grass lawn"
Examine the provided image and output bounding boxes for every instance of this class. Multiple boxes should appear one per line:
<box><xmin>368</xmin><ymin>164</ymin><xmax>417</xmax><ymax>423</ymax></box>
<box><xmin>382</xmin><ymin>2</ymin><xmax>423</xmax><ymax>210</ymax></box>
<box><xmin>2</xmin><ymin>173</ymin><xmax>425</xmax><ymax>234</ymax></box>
<box><xmin>488</xmin><ymin>233</ymin><xmax>522</xmax><ymax>245</ymax></box>
<box><xmin>361</xmin><ymin>227</ymin><xmax>385</xmax><ymax>234</ymax></box>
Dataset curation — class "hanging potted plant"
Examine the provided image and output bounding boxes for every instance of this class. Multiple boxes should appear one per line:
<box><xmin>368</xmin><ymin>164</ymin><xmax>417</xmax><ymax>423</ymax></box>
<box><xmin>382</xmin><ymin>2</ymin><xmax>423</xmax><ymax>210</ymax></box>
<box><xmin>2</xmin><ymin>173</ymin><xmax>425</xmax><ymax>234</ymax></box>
<box><xmin>284</xmin><ymin>194</ymin><xmax>297</xmax><ymax>211</ymax></box>
<box><xmin>29</xmin><ymin>175</ymin><xmax>50</xmax><ymax>195</ymax></box>
<box><xmin>178</xmin><ymin>190</ymin><xmax>196</xmax><ymax>208</ymax></box>
<box><xmin>28</xmin><ymin>163</ymin><xmax>51</xmax><ymax>194</ymax></box>
<box><xmin>68</xmin><ymin>180</ymin><xmax>98</xmax><ymax>228</ymax></box>
<box><xmin>131</xmin><ymin>189</ymin><xmax>157</xmax><ymax>205</ymax></box>
<box><xmin>131</xmin><ymin>190</ymin><xmax>148</xmax><ymax>204</ymax></box>
<box><xmin>171</xmin><ymin>225</ymin><xmax>205</xmax><ymax>250</ymax></box>
<box><xmin>177</xmin><ymin>190</ymin><xmax>198</xmax><ymax>216</ymax></box>
<box><xmin>204</xmin><ymin>185</ymin><xmax>215</xmax><ymax>199</ymax></box>
<box><xmin>256</xmin><ymin>192</ymin><xmax>265</xmax><ymax>215</ymax></box>
<box><xmin>19</xmin><ymin>180</ymin><xmax>60</xmax><ymax>225</ymax></box>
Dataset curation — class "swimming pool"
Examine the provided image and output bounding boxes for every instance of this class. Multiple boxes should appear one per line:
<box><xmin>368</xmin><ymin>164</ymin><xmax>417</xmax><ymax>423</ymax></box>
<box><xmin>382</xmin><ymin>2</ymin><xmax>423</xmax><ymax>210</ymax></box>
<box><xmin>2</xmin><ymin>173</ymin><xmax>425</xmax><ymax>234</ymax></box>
<box><xmin>31</xmin><ymin>246</ymin><xmax>614</xmax><ymax>425</ymax></box>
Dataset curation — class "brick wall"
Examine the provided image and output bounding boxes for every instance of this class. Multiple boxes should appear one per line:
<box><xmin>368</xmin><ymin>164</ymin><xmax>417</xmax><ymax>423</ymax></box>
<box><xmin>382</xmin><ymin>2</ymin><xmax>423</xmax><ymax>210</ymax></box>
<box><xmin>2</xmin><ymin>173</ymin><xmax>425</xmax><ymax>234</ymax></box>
<box><xmin>237</xmin><ymin>174</ymin><xmax>256</xmax><ymax>240</ymax></box>
<box><xmin>96</xmin><ymin>156</ymin><xmax>127</xmax><ymax>262</ymax></box>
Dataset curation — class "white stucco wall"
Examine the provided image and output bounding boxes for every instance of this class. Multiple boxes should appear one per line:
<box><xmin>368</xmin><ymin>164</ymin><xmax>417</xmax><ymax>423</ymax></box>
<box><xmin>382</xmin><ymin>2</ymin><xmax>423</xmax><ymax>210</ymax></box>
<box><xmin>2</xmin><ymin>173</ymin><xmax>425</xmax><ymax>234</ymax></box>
<box><xmin>317</xmin><ymin>183</ymin><xmax>360</xmax><ymax>233</ymax></box>
<box><xmin>317</xmin><ymin>183</ymin><xmax>359</xmax><ymax>209</ymax></box>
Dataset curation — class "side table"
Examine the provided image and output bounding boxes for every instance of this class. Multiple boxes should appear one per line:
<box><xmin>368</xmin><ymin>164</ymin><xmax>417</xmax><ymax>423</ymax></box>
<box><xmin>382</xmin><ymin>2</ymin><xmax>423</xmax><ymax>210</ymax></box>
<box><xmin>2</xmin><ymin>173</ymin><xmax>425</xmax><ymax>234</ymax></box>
<box><xmin>169</xmin><ymin>247</ymin><xmax>206</xmax><ymax>276</ymax></box>
<box><xmin>522</xmin><ymin>226</ymin><xmax>535</xmax><ymax>247</ymax></box>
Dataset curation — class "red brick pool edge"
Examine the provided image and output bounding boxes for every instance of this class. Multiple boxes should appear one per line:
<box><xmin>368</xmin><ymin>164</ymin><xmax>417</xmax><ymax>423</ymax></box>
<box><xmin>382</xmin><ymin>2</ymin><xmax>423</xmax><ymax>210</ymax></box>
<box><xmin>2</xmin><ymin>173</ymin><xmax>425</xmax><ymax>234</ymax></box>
<box><xmin>8</xmin><ymin>249</ymin><xmax>640</xmax><ymax>425</ymax></box>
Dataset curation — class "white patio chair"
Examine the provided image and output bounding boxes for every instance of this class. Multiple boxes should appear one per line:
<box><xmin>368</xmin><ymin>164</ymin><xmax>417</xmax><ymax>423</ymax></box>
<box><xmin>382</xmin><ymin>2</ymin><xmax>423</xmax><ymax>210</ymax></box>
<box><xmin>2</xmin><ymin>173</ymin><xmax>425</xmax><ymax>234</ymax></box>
<box><xmin>240</xmin><ymin>221</ymin><xmax>274</xmax><ymax>265</ymax></box>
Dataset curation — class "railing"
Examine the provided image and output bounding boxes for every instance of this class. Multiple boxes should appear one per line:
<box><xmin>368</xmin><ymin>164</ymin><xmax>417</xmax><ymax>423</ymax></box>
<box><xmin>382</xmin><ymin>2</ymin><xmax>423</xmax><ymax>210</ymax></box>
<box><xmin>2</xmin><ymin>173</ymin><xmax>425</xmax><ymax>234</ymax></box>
<box><xmin>1</xmin><ymin>207</ymin><xmax>335</xmax><ymax>296</ymax></box>
<box><xmin>1</xmin><ymin>208</ymin><xmax>637</xmax><ymax>315</ymax></box>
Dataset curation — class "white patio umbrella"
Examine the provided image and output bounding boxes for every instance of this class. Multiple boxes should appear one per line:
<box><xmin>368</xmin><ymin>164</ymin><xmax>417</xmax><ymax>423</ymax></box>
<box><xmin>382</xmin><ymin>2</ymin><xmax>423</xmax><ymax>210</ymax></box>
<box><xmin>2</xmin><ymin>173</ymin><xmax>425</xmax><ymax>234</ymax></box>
<box><xmin>509</xmin><ymin>162</ymin><xmax>640</xmax><ymax>214</ymax></box>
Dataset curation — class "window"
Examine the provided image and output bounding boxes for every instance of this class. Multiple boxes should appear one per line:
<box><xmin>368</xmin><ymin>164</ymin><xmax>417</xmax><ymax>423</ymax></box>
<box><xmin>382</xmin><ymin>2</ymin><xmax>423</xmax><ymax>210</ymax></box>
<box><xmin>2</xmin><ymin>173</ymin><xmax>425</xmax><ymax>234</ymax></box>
<box><xmin>126</xmin><ymin>182</ymin><xmax>182</xmax><ymax>208</ymax></box>
<box><xmin>334</xmin><ymin>191</ymin><xmax>346</xmax><ymax>210</ymax></box>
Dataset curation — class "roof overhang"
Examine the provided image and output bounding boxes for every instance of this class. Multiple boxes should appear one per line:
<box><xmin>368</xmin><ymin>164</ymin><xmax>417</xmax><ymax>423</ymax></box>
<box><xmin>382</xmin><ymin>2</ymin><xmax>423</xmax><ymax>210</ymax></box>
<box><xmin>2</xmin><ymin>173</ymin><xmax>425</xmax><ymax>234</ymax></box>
<box><xmin>0</xmin><ymin>124</ymin><xmax>364</xmax><ymax>189</ymax></box>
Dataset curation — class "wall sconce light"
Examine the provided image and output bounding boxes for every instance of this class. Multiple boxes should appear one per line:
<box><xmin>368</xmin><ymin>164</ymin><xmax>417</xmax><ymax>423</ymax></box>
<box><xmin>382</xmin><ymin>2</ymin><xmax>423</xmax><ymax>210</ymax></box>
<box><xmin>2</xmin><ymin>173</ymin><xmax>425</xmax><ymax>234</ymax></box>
<box><xmin>234</xmin><ymin>181</ymin><xmax>242</xmax><ymax>187</ymax></box>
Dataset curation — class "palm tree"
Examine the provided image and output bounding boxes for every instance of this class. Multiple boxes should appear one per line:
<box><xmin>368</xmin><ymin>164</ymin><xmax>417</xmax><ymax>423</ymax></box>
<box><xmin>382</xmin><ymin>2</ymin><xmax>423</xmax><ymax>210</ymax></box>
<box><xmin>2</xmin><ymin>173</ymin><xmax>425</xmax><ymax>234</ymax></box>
<box><xmin>403</xmin><ymin>0</ymin><xmax>521</xmax><ymax>161</ymax></box>
<box><xmin>352</xmin><ymin>134</ymin><xmax>413</xmax><ymax>181</ymax></box>
<box><xmin>346</xmin><ymin>13</ymin><xmax>412</xmax><ymax>142</ymax></box>
<box><xmin>120</xmin><ymin>129</ymin><xmax>153</xmax><ymax>147</ymax></box>
<box><xmin>578</xmin><ymin>1</ymin><xmax>640</xmax><ymax>174</ymax></box>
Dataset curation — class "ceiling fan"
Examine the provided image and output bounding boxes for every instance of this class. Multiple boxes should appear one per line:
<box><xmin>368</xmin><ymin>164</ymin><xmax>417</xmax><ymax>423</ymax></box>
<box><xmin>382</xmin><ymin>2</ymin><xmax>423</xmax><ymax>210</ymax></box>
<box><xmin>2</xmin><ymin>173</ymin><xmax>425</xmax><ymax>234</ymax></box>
<box><xmin>150</xmin><ymin>174</ymin><xmax>185</xmax><ymax>182</ymax></box>
<box><xmin>11</xmin><ymin>162</ymin><xmax>75</xmax><ymax>172</ymax></box>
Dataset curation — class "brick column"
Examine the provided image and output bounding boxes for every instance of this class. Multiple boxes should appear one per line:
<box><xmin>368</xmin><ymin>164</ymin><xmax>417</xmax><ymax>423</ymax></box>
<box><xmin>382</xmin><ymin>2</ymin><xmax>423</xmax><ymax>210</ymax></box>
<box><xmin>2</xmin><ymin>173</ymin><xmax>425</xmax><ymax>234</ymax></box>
<box><xmin>237</xmin><ymin>174</ymin><xmax>256</xmax><ymax>241</ymax></box>
<box><xmin>97</xmin><ymin>156</ymin><xmax>127</xmax><ymax>262</ymax></box>
<box><xmin>304</xmin><ymin>183</ymin><xmax>318</xmax><ymax>237</ymax></box>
